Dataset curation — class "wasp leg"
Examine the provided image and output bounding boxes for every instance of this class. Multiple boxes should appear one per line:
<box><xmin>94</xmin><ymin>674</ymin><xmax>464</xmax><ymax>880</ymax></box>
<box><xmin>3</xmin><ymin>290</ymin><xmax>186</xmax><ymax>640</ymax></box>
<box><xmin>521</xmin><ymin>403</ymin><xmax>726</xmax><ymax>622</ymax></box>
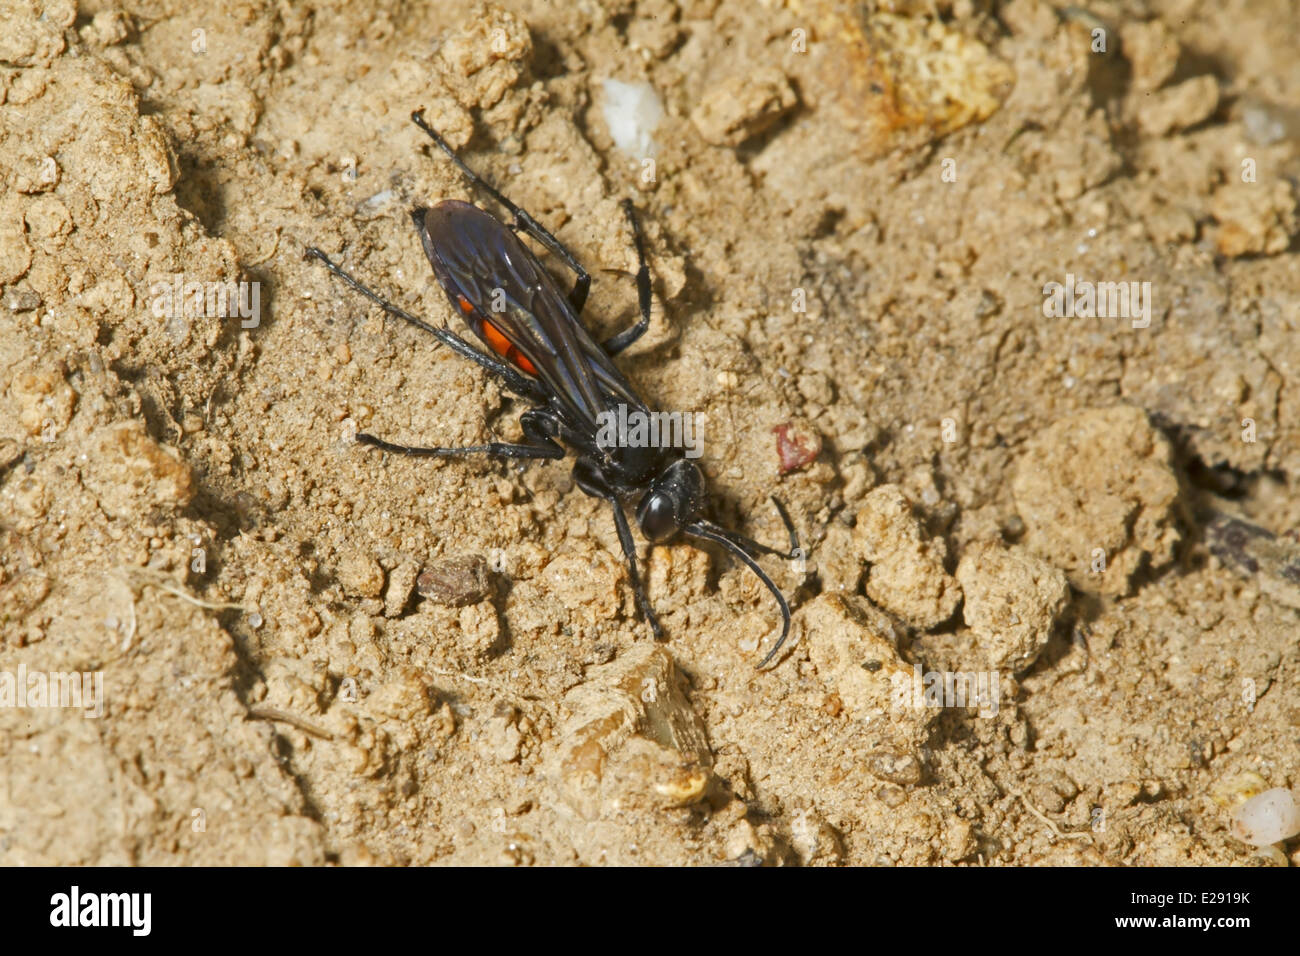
<box><xmin>305</xmin><ymin>247</ymin><xmax>547</xmax><ymax>403</ymax></box>
<box><xmin>357</xmin><ymin>434</ymin><xmax>564</xmax><ymax>460</ymax></box>
<box><xmin>608</xmin><ymin>500</ymin><xmax>664</xmax><ymax>641</ymax></box>
<box><xmin>410</xmin><ymin>110</ymin><xmax>591</xmax><ymax>315</ymax></box>
<box><xmin>357</xmin><ymin>408</ymin><xmax>566</xmax><ymax>461</ymax></box>
<box><xmin>601</xmin><ymin>199</ymin><xmax>653</xmax><ymax>356</ymax></box>
<box><xmin>572</xmin><ymin>459</ymin><xmax>664</xmax><ymax>640</ymax></box>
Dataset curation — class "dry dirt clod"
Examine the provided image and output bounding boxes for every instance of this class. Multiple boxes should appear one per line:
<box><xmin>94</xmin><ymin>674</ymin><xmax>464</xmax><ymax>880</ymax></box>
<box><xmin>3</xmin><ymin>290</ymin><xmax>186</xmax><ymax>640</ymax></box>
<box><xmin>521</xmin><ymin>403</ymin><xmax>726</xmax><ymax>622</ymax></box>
<box><xmin>1122</xmin><ymin>19</ymin><xmax>1181</xmax><ymax>93</ymax></box>
<box><xmin>789</xmin><ymin>809</ymin><xmax>844</xmax><ymax>865</ymax></box>
<box><xmin>1012</xmin><ymin>406</ymin><xmax>1181</xmax><ymax>596</ymax></box>
<box><xmin>853</xmin><ymin>485</ymin><xmax>961</xmax><ymax>629</ymax></box>
<box><xmin>816</xmin><ymin>523</ymin><xmax>862</xmax><ymax>595</ymax></box>
<box><xmin>801</xmin><ymin>593</ymin><xmax>932</xmax><ymax>753</ymax></box>
<box><xmin>10</xmin><ymin>361</ymin><xmax>76</xmax><ymax>435</ymax></box>
<box><xmin>807</xmin><ymin>11</ymin><xmax>1015</xmax><ymax>157</ymax></box>
<box><xmin>337</xmin><ymin>553</ymin><xmax>385</xmax><ymax>600</ymax></box>
<box><xmin>384</xmin><ymin>561</ymin><xmax>420</xmax><ymax>618</ymax></box>
<box><xmin>955</xmin><ymin>540</ymin><xmax>1070</xmax><ymax>673</ymax></box>
<box><xmin>1135</xmin><ymin>75</ymin><xmax>1220</xmax><ymax>137</ymax></box>
<box><xmin>79</xmin><ymin>420</ymin><xmax>194</xmax><ymax>519</ymax></box>
<box><xmin>690</xmin><ymin>67</ymin><xmax>799</xmax><ymax>147</ymax></box>
<box><xmin>540</xmin><ymin>549</ymin><xmax>627</xmax><ymax>627</ymax></box>
<box><xmin>436</xmin><ymin>3</ymin><xmax>533</xmax><ymax>111</ymax></box>
<box><xmin>1210</xmin><ymin>180</ymin><xmax>1299</xmax><ymax>258</ymax></box>
<box><xmin>867</xmin><ymin>750</ymin><xmax>923</xmax><ymax>786</ymax></box>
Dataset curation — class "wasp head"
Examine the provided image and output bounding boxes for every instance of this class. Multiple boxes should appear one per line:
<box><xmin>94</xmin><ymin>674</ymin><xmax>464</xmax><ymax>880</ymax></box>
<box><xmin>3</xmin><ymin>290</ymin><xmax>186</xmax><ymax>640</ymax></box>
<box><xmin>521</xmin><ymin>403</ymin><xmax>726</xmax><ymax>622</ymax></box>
<box><xmin>635</xmin><ymin>458</ymin><xmax>706</xmax><ymax>542</ymax></box>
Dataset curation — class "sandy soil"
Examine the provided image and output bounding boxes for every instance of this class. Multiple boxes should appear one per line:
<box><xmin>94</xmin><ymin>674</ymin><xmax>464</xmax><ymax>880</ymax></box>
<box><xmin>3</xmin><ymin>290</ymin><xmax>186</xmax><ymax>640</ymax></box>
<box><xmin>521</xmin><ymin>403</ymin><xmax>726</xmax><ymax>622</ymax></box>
<box><xmin>1</xmin><ymin>0</ymin><xmax>1298</xmax><ymax>865</ymax></box>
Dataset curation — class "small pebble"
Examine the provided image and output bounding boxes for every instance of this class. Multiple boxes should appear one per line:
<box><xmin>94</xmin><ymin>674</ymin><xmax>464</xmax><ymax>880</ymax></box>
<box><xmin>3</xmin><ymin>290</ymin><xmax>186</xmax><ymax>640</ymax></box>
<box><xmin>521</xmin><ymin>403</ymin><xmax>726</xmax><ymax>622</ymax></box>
<box><xmin>603</xmin><ymin>79</ymin><xmax>664</xmax><ymax>158</ymax></box>
<box><xmin>417</xmin><ymin>554</ymin><xmax>491</xmax><ymax>607</ymax></box>
<box><xmin>1231</xmin><ymin>788</ymin><xmax>1300</xmax><ymax>846</ymax></box>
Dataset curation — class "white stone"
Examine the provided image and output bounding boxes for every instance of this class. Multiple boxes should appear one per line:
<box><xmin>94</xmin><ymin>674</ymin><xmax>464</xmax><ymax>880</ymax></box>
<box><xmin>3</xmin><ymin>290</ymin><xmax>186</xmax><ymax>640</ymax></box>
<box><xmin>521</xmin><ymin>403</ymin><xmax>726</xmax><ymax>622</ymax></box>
<box><xmin>1230</xmin><ymin>788</ymin><xmax>1300</xmax><ymax>846</ymax></box>
<box><xmin>603</xmin><ymin>79</ymin><xmax>664</xmax><ymax>158</ymax></box>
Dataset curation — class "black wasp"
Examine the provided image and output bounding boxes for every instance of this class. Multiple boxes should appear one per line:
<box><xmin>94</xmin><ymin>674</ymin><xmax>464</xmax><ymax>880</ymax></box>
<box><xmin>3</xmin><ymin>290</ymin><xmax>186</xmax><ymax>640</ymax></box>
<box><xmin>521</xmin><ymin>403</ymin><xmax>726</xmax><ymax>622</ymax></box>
<box><xmin>307</xmin><ymin>110</ymin><xmax>801</xmax><ymax>667</ymax></box>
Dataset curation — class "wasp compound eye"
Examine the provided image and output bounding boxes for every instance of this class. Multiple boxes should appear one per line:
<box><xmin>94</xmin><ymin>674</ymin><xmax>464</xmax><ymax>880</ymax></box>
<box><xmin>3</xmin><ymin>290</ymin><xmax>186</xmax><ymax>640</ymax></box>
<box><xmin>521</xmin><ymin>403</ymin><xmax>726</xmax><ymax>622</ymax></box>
<box><xmin>636</xmin><ymin>491</ymin><xmax>679</xmax><ymax>542</ymax></box>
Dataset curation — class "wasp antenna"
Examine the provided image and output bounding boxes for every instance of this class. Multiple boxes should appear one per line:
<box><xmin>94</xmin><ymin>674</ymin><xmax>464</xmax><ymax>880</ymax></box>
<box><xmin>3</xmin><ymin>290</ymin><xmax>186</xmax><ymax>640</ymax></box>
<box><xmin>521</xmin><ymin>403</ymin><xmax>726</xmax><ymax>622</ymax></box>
<box><xmin>686</xmin><ymin>521</ymin><xmax>792</xmax><ymax>669</ymax></box>
<box><xmin>770</xmin><ymin>496</ymin><xmax>800</xmax><ymax>556</ymax></box>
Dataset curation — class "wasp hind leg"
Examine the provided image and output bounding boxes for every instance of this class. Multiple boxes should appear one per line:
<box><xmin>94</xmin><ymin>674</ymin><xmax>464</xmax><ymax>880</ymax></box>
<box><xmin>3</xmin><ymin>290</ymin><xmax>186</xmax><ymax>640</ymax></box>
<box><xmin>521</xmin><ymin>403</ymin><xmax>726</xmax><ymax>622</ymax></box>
<box><xmin>357</xmin><ymin>409</ymin><xmax>566</xmax><ymax>462</ymax></box>
<box><xmin>304</xmin><ymin>247</ymin><xmax>546</xmax><ymax>403</ymax></box>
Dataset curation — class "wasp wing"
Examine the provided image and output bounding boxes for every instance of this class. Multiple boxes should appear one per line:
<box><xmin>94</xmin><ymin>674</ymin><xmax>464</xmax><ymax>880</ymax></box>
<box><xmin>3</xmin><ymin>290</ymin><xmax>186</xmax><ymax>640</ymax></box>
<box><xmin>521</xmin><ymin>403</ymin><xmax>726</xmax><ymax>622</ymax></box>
<box><xmin>417</xmin><ymin>200</ymin><xmax>646</xmax><ymax>432</ymax></box>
